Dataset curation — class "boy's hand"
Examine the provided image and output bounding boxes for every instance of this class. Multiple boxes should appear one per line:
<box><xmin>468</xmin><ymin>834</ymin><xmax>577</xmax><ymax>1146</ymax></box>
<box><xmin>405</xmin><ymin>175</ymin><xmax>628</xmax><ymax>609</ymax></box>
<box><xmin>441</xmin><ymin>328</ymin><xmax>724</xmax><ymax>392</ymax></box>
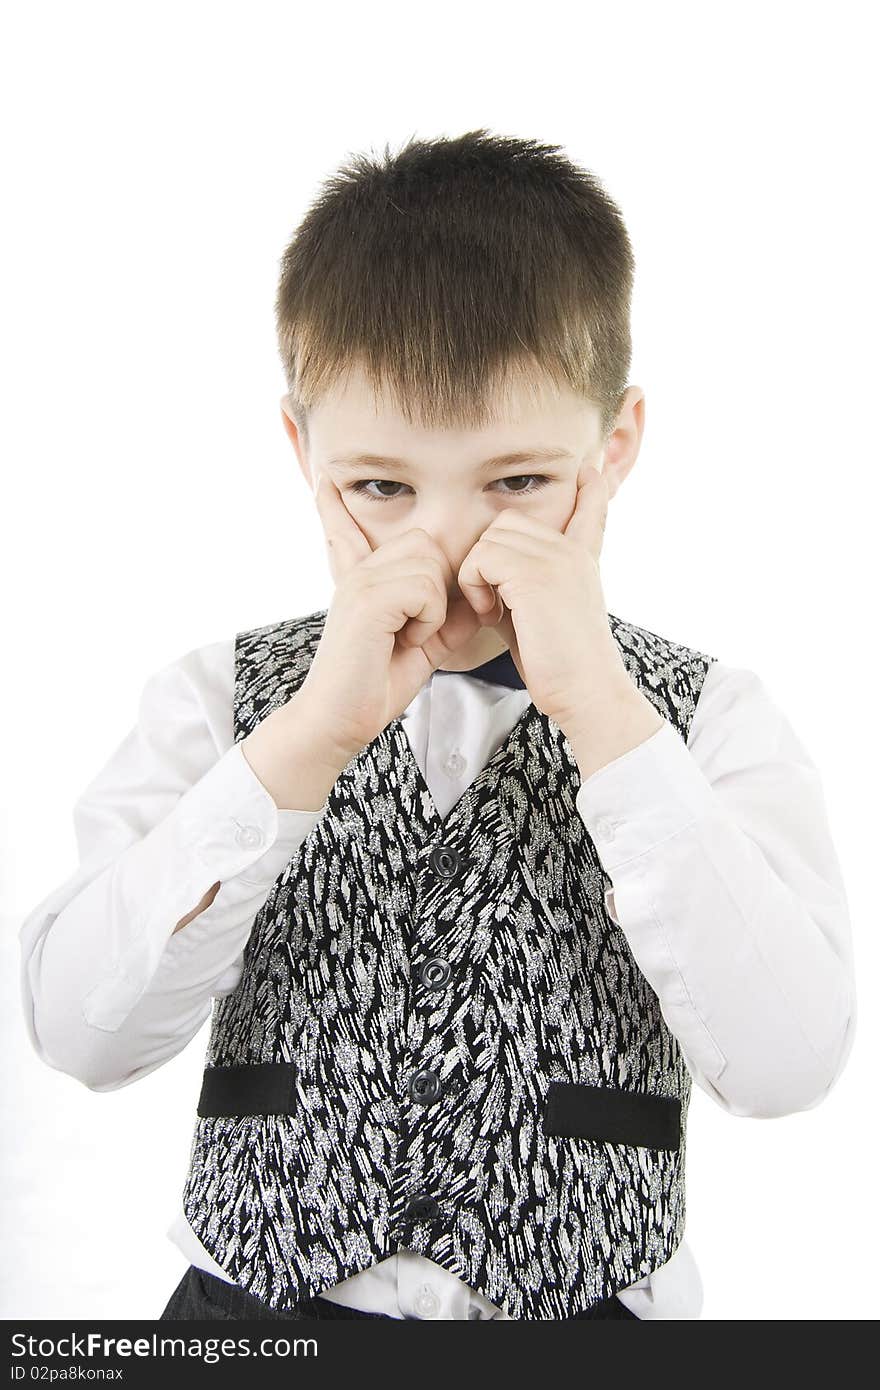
<box><xmin>456</xmin><ymin>464</ymin><xmax>637</xmax><ymax>739</ymax></box>
<box><xmin>298</xmin><ymin>472</ymin><xmax>496</xmax><ymax>765</ymax></box>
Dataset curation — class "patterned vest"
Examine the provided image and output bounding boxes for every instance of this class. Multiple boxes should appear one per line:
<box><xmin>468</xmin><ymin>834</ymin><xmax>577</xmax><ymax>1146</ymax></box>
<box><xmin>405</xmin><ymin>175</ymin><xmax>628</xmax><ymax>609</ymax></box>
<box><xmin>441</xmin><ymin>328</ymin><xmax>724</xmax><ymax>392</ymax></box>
<box><xmin>181</xmin><ymin>608</ymin><xmax>717</xmax><ymax>1319</ymax></box>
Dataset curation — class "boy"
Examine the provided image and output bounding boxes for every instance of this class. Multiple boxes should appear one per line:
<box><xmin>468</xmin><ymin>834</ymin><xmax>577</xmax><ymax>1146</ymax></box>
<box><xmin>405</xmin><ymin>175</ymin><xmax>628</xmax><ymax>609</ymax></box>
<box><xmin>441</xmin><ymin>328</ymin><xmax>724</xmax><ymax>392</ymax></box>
<box><xmin>18</xmin><ymin>129</ymin><xmax>855</xmax><ymax>1321</ymax></box>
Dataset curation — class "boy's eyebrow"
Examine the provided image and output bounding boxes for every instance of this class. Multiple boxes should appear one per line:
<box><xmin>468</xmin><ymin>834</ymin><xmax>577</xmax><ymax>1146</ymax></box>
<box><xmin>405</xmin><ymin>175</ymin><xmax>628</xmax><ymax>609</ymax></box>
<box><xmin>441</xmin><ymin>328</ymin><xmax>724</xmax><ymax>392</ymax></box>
<box><xmin>327</xmin><ymin>446</ymin><xmax>576</xmax><ymax>473</ymax></box>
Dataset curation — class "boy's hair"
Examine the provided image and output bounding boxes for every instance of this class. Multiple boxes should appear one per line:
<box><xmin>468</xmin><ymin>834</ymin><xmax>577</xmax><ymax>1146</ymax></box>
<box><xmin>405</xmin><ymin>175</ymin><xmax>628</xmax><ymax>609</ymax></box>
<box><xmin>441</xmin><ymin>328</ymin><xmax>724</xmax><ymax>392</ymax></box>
<box><xmin>275</xmin><ymin>129</ymin><xmax>635</xmax><ymax>451</ymax></box>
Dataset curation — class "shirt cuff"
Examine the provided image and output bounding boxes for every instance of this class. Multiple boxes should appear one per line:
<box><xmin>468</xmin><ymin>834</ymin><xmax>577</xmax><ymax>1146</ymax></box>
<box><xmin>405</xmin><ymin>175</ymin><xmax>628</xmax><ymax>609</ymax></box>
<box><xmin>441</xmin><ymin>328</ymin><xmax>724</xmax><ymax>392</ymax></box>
<box><xmin>575</xmin><ymin>720</ymin><xmax>716</xmax><ymax>873</ymax></box>
<box><xmin>81</xmin><ymin>742</ymin><xmax>326</xmax><ymax>1030</ymax></box>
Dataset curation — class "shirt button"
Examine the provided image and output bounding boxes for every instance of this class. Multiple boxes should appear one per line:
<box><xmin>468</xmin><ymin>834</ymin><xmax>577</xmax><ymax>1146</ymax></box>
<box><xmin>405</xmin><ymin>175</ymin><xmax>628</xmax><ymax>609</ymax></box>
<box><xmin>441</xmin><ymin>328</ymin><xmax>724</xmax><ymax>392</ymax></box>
<box><xmin>593</xmin><ymin>816</ymin><xmax>615</xmax><ymax>844</ymax></box>
<box><xmin>443</xmin><ymin>750</ymin><xmax>466</xmax><ymax>778</ymax></box>
<box><xmin>235</xmin><ymin>824</ymin><xmax>264</xmax><ymax>850</ymax></box>
<box><xmin>414</xmin><ymin>1284</ymin><xmax>440</xmax><ymax>1318</ymax></box>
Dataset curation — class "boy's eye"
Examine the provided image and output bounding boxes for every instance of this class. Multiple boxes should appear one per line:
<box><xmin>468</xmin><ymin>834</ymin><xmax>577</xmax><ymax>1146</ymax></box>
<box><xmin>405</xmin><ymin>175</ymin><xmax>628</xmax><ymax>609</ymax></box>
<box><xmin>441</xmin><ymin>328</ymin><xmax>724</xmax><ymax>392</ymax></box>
<box><xmin>347</xmin><ymin>474</ymin><xmax>552</xmax><ymax>503</ymax></box>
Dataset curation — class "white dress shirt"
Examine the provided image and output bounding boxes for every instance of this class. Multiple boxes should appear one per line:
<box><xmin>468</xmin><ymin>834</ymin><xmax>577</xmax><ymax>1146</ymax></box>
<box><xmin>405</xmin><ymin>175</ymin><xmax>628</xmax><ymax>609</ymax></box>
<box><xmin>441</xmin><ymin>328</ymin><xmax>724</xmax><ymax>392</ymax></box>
<box><xmin>17</xmin><ymin>632</ymin><xmax>856</xmax><ymax>1320</ymax></box>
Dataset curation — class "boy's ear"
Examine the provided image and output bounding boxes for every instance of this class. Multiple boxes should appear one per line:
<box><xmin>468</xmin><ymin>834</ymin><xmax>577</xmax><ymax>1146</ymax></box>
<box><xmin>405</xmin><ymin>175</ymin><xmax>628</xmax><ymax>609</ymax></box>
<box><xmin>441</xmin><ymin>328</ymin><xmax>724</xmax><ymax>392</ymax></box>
<box><xmin>601</xmin><ymin>386</ymin><xmax>645</xmax><ymax>499</ymax></box>
<box><xmin>280</xmin><ymin>394</ymin><xmax>314</xmax><ymax>491</ymax></box>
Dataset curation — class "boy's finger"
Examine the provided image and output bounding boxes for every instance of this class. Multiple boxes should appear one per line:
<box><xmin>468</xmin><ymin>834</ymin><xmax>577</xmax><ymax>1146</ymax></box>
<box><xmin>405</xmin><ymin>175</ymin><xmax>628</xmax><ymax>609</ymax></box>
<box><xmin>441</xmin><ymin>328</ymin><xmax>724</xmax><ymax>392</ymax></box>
<box><xmin>563</xmin><ymin>466</ymin><xmax>608</xmax><ymax>560</ymax></box>
<box><xmin>313</xmin><ymin>471</ymin><xmax>374</xmax><ymax>573</ymax></box>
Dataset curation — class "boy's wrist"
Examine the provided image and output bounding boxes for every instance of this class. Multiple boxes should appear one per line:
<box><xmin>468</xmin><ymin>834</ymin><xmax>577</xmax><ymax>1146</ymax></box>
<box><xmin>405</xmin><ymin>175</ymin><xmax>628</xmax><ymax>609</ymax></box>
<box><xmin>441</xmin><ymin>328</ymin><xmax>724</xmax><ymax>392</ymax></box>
<box><xmin>284</xmin><ymin>689</ymin><xmax>364</xmax><ymax>771</ymax></box>
<box><xmin>242</xmin><ymin>692</ymin><xmax>354</xmax><ymax>812</ymax></box>
<box><xmin>561</xmin><ymin>681</ymin><xmax>667</xmax><ymax>783</ymax></box>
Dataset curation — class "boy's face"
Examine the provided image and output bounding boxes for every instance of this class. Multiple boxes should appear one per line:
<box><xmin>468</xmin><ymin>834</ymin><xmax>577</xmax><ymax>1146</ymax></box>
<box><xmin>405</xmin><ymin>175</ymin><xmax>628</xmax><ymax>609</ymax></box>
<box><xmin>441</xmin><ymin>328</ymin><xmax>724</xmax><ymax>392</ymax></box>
<box><xmin>281</xmin><ymin>363</ymin><xmax>643</xmax><ymax>665</ymax></box>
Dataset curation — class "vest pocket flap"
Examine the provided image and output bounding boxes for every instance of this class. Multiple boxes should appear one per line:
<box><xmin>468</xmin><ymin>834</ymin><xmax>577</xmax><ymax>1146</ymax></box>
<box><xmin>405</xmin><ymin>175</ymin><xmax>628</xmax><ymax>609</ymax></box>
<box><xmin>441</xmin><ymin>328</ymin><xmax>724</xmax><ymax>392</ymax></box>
<box><xmin>542</xmin><ymin>1081</ymin><xmax>681</xmax><ymax>1151</ymax></box>
<box><xmin>197</xmin><ymin>1063</ymin><xmax>297</xmax><ymax>1117</ymax></box>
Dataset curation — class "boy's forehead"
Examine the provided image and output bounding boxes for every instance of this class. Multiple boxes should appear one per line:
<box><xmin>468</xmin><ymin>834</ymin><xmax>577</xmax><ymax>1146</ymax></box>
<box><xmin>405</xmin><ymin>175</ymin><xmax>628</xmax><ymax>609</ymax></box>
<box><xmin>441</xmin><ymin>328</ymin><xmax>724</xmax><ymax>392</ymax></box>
<box><xmin>310</xmin><ymin>367</ymin><xmax>601</xmax><ymax>465</ymax></box>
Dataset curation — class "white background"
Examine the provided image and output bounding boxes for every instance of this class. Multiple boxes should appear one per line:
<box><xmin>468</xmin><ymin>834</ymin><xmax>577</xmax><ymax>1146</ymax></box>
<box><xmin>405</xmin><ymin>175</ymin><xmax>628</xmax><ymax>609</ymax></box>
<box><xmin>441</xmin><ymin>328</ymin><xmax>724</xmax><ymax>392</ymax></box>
<box><xmin>2</xmin><ymin>0</ymin><xmax>876</xmax><ymax>1320</ymax></box>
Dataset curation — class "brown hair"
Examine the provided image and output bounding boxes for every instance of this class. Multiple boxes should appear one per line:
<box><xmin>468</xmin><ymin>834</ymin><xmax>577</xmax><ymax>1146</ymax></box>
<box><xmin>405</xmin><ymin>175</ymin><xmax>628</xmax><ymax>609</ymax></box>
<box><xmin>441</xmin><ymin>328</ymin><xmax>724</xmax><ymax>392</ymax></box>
<box><xmin>275</xmin><ymin>129</ymin><xmax>635</xmax><ymax>451</ymax></box>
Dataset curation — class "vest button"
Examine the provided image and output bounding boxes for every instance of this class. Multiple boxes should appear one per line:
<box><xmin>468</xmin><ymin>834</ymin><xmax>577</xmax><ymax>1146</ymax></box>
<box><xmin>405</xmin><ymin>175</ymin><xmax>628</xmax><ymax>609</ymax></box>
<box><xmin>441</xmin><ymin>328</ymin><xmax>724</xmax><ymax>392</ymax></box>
<box><xmin>403</xmin><ymin>1195</ymin><xmax>440</xmax><ymax>1222</ymax></box>
<box><xmin>408</xmin><ymin>1068</ymin><xmax>441</xmax><ymax>1104</ymax></box>
<box><xmin>429</xmin><ymin>845</ymin><xmax>462</xmax><ymax>879</ymax></box>
<box><xmin>420</xmin><ymin>957</ymin><xmax>451</xmax><ymax>989</ymax></box>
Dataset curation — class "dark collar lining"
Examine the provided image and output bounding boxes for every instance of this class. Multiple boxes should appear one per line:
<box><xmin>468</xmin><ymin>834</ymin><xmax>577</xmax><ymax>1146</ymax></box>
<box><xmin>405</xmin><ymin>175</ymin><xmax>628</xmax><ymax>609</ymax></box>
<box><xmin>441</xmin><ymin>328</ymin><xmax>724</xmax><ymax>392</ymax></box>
<box><xmin>435</xmin><ymin>647</ymin><xmax>524</xmax><ymax>690</ymax></box>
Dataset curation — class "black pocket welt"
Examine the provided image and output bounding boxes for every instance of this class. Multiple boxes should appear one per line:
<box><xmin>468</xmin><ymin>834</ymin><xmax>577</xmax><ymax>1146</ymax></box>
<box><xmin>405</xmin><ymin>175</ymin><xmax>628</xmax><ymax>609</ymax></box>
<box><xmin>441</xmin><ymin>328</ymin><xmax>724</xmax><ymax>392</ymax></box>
<box><xmin>197</xmin><ymin>1062</ymin><xmax>298</xmax><ymax>1117</ymax></box>
<box><xmin>543</xmin><ymin>1080</ymin><xmax>681</xmax><ymax>1151</ymax></box>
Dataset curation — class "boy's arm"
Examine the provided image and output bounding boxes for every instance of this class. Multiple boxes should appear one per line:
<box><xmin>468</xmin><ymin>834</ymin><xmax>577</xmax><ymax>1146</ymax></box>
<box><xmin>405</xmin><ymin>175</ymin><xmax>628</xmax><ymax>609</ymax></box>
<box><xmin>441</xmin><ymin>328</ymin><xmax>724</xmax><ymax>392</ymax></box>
<box><xmin>18</xmin><ymin>640</ymin><xmax>330</xmax><ymax>1091</ymax></box>
<box><xmin>574</xmin><ymin>660</ymin><xmax>856</xmax><ymax>1118</ymax></box>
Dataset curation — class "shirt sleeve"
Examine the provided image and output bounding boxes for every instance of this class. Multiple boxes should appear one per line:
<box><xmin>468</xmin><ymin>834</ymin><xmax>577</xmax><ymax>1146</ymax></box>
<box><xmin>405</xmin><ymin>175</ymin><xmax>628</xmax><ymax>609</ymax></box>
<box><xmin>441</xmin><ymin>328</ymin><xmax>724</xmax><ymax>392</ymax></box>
<box><xmin>574</xmin><ymin>661</ymin><xmax>856</xmax><ymax>1119</ymax></box>
<box><xmin>18</xmin><ymin>637</ymin><xmax>327</xmax><ymax>1091</ymax></box>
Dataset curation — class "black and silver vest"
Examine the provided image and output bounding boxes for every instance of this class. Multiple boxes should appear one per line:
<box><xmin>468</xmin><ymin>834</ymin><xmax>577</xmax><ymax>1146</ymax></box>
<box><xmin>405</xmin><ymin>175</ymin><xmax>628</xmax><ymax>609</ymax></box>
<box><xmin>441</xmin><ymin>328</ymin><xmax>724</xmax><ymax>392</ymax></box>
<box><xmin>181</xmin><ymin>608</ymin><xmax>717</xmax><ymax>1319</ymax></box>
